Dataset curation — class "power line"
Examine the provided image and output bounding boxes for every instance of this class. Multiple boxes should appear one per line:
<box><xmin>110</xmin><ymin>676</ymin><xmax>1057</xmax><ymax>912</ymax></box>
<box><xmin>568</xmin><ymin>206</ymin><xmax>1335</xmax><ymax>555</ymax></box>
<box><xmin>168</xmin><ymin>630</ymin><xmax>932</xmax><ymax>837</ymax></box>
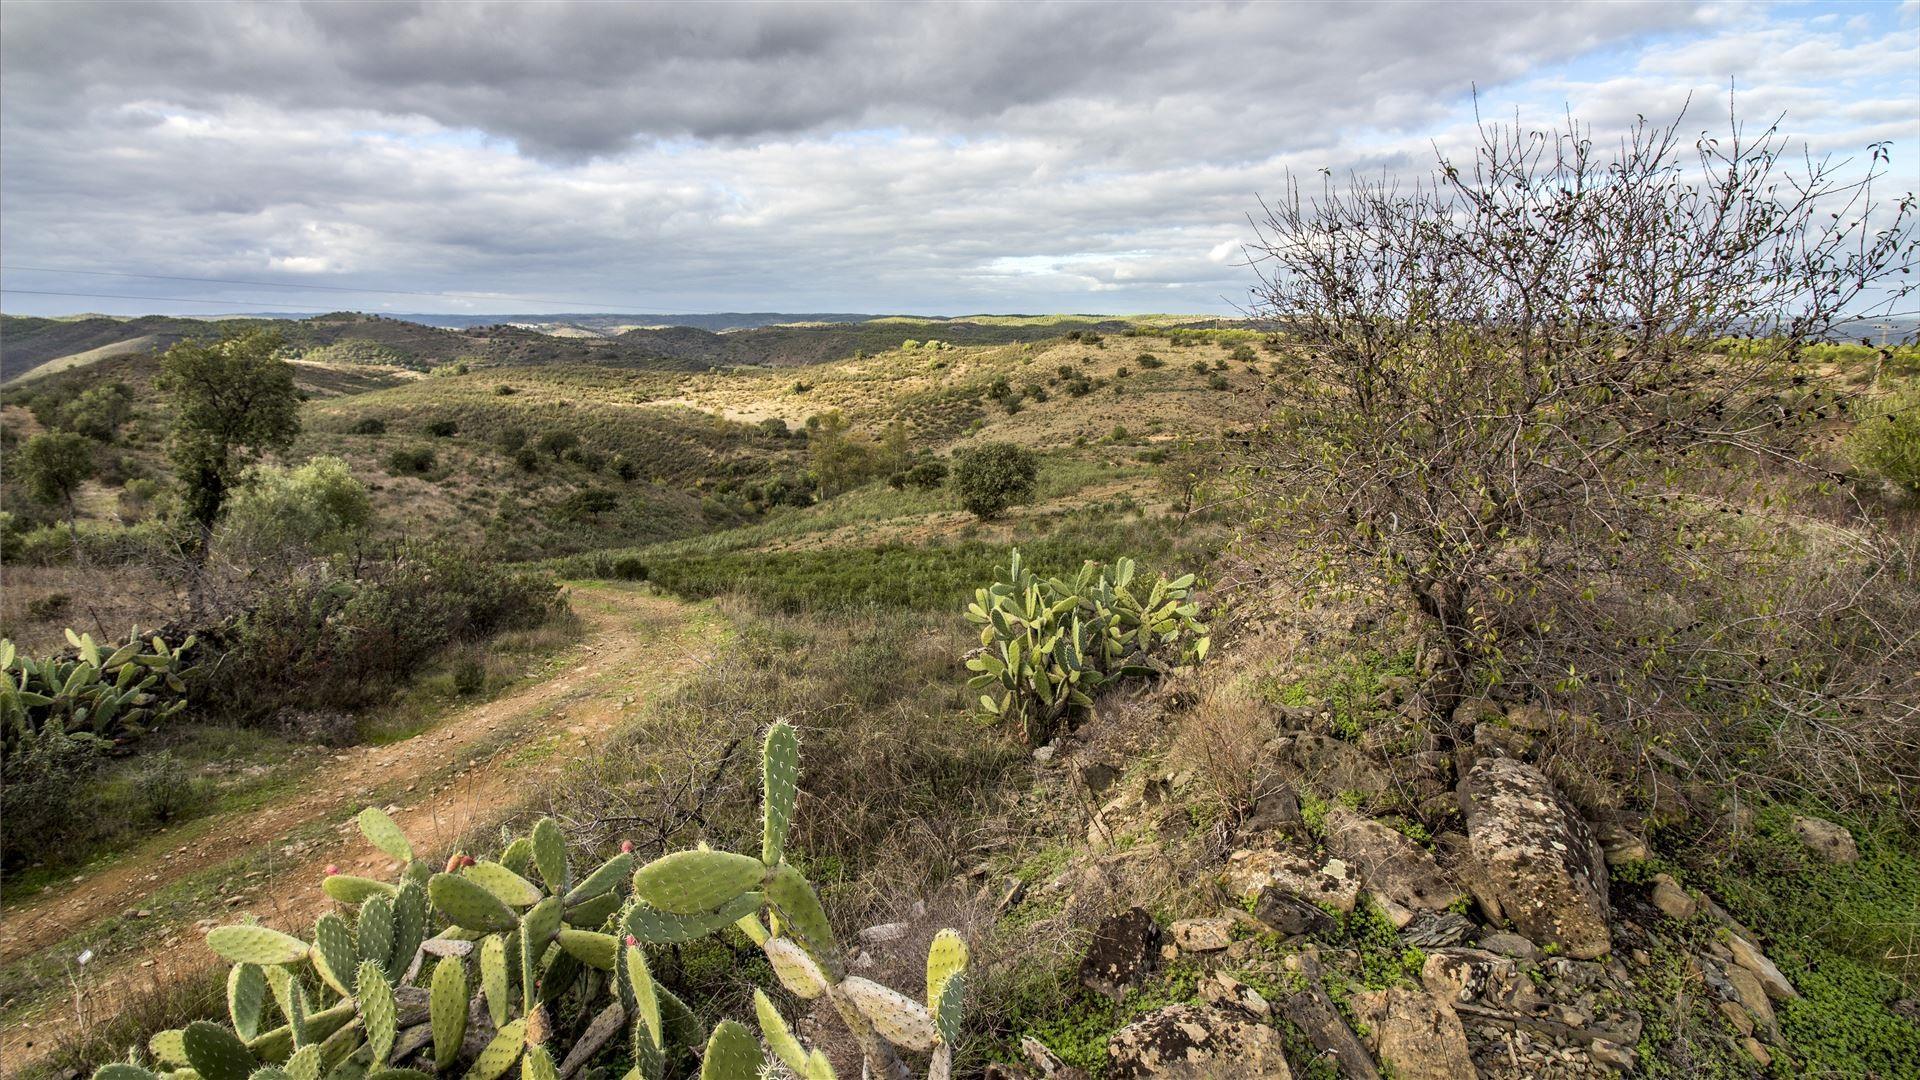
<box><xmin>0</xmin><ymin>264</ymin><xmax>684</xmax><ymax>313</ymax></box>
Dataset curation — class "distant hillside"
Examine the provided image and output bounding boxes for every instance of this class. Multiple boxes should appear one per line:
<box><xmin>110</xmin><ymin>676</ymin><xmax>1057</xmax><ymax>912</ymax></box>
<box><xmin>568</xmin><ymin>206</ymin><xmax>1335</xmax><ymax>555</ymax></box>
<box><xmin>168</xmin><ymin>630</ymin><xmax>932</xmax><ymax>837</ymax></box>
<box><xmin>0</xmin><ymin>314</ymin><xmax>222</xmax><ymax>382</ymax></box>
<box><xmin>393</xmin><ymin>312</ymin><xmax>880</xmax><ymax>332</ymax></box>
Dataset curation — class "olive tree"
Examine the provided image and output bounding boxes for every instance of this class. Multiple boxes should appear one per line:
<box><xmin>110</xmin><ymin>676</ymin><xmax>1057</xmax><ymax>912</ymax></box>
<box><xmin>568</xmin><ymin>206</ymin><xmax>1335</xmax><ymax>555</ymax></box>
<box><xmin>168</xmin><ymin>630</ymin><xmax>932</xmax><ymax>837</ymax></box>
<box><xmin>14</xmin><ymin>431</ymin><xmax>95</xmax><ymax>539</ymax></box>
<box><xmin>156</xmin><ymin>330</ymin><xmax>301</xmax><ymax>601</ymax></box>
<box><xmin>953</xmin><ymin>441</ymin><xmax>1037</xmax><ymax>520</ymax></box>
<box><xmin>1243</xmin><ymin>105</ymin><xmax>1917</xmax><ymax>751</ymax></box>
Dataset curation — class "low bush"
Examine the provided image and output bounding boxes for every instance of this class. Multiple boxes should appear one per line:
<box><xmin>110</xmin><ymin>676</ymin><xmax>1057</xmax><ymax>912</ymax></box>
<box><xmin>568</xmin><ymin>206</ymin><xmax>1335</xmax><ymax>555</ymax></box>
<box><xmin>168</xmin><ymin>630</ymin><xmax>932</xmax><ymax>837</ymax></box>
<box><xmin>1847</xmin><ymin>391</ymin><xmax>1920</xmax><ymax>495</ymax></box>
<box><xmin>423</xmin><ymin>418</ymin><xmax>458</xmax><ymax>437</ymax></box>
<box><xmin>952</xmin><ymin>442</ymin><xmax>1038</xmax><ymax>520</ymax></box>
<box><xmin>384</xmin><ymin>445</ymin><xmax>436</xmax><ymax>475</ymax></box>
<box><xmin>196</xmin><ymin>543</ymin><xmax>563</xmax><ymax>722</ymax></box>
<box><xmin>348</xmin><ymin>417</ymin><xmax>387</xmax><ymax>435</ymax></box>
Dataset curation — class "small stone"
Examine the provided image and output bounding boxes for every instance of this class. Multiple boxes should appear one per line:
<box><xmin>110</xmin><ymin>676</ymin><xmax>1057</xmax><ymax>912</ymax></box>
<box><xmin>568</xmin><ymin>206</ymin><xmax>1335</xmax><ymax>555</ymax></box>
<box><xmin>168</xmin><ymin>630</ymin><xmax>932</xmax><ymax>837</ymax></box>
<box><xmin>1589</xmin><ymin>1040</ymin><xmax>1637</xmax><ymax>1071</ymax></box>
<box><xmin>1252</xmin><ymin>888</ymin><xmax>1338</xmax><ymax>938</ymax></box>
<box><xmin>1740</xmin><ymin>1037</ymin><xmax>1772</xmax><ymax>1067</ymax></box>
<box><xmin>1789</xmin><ymin>815</ymin><xmax>1859</xmax><ymax>864</ymax></box>
<box><xmin>1726</xmin><ymin>935</ymin><xmax>1798</xmax><ymax>1000</ymax></box>
<box><xmin>1724</xmin><ymin>966</ymin><xmax>1776</xmax><ymax>1027</ymax></box>
<box><xmin>1200</xmin><ymin>972</ymin><xmax>1272</xmax><ymax>1020</ymax></box>
<box><xmin>1032</xmin><ymin>744</ymin><xmax>1057</xmax><ymax>764</ymax></box>
<box><xmin>1649</xmin><ymin>874</ymin><xmax>1697</xmax><ymax>921</ymax></box>
<box><xmin>1717</xmin><ymin>999</ymin><xmax>1754</xmax><ymax>1035</ymax></box>
<box><xmin>858</xmin><ymin>922</ymin><xmax>910</xmax><ymax>945</ymax></box>
<box><xmin>1224</xmin><ymin>849</ymin><xmax>1361</xmax><ymax>912</ymax></box>
<box><xmin>1170</xmin><ymin>917</ymin><xmax>1234</xmax><ymax>953</ymax></box>
<box><xmin>1478</xmin><ymin>932</ymin><xmax>1541</xmax><ymax>963</ymax></box>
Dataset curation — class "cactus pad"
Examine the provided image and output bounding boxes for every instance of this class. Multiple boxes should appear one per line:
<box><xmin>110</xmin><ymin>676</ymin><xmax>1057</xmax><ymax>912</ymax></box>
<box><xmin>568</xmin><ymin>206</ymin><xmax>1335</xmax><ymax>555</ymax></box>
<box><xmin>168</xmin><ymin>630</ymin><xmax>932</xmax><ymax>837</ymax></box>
<box><xmin>92</xmin><ymin>1067</ymin><xmax>161</xmax><ymax>1080</ymax></box>
<box><xmin>430</xmin><ymin>872</ymin><xmax>522</xmax><ymax>933</ymax></box>
<box><xmin>151</xmin><ymin>1028</ymin><xmax>190</xmax><ymax>1067</ymax></box>
<box><xmin>467</xmin><ymin>1017</ymin><xmax>528</xmax><ymax>1080</ymax></box>
<box><xmin>763</xmin><ymin>937</ymin><xmax>827</xmax><ymax>1000</ymax></box>
<box><xmin>182</xmin><ymin>1021</ymin><xmax>258</xmax><ymax>1080</ymax></box>
<box><xmin>322</xmin><ymin>875</ymin><xmax>397</xmax><ymax>904</ymax></box>
<box><xmin>358</xmin><ymin>959</ymin><xmax>398</xmax><ymax>1064</ymax></box>
<box><xmin>556</xmin><ymin>928</ymin><xmax>617</xmax><ymax>971</ymax></box>
<box><xmin>311</xmin><ymin>913</ymin><xmax>358</xmax><ymax>996</ymax></box>
<box><xmin>283</xmin><ymin>1045</ymin><xmax>322</xmax><ymax>1080</ymax></box>
<box><xmin>206</xmin><ymin>926</ymin><xmax>309</xmax><ymax>967</ymax></box>
<box><xmin>561</xmin><ymin>888</ymin><xmax>622</xmax><ymax>929</ymax></box>
<box><xmin>753</xmin><ymin>989</ymin><xmax>808</xmax><ymax>1072</ymax></box>
<box><xmin>358</xmin><ymin>894</ymin><xmax>395</xmax><ymax>970</ymax></box>
<box><xmin>621</xmin><ymin>892</ymin><xmax>761</xmax><ymax>944</ymax></box>
<box><xmin>228</xmin><ymin>963</ymin><xmax>269</xmax><ymax>1040</ymax></box>
<box><xmin>356</xmin><ymin>807</ymin><xmax>414</xmax><ymax>865</ymax></box>
<box><xmin>840</xmin><ymin>976</ymin><xmax>938</xmax><ymax>1053</ymax></box>
<box><xmin>520</xmin><ymin>1045</ymin><xmax>559</xmax><ymax>1080</ymax></box>
<box><xmin>531</xmin><ymin>817</ymin><xmax>569</xmax><ymax>895</ymax></box>
<box><xmin>481</xmin><ymin>933</ymin><xmax>511</xmax><ymax>1027</ymax></box>
<box><xmin>761</xmin><ymin>723</ymin><xmax>800</xmax><ymax>865</ymax></box>
<box><xmin>562</xmin><ymin>851</ymin><xmax>633</xmax><ymax>906</ymax></box>
<box><xmin>926</xmin><ymin>928</ymin><xmax>968</xmax><ymax>1013</ymax></box>
<box><xmin>630</xmin><ymin>850</ymin><xmax>765</xmax><ymax>915</ymax></box>
<box><xmin>697</xmin><ymin>1021</ymin><xmax>762</xmax><ymax>1080</ymax></box>
<box><xmin>762</xmin><ymin>865</ymin><xmax>838</xmax><ymax>969</ymax></box>
<box><xmin>429</xmin><ymin>956</ymin><xmax>468</xmax><ymax>1070</ymax></box>
<box><xmin>465</xmin><ymin>861</ymin><xmax>546</xmax><ymax>907</ymax></box>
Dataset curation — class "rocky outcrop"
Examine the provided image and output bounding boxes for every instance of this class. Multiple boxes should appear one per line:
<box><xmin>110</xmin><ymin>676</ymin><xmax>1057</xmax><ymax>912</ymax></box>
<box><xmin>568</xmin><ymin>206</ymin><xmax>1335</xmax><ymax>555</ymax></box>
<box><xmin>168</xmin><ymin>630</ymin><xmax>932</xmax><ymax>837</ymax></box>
<box><xmin>1347</xmin><ymin>987</ymin><xmax>1475</xmax><ymax>1080</ymax></box>
<box><xmin>1106</xmin><ymin>1004</ymin><xmax>1291</xmax><ymax>1078</ymax></box>
<box><xmin>1459</xmin><ymin>757</ymin><xmax>1611</xmax><ymax>959</ymax></box>
<box><xmin>1223</xmin><ymin>848</ymin><xmax>1361</xmax><ymax>912</ymax></box>
<box><xmin>1170</xmin><ymin>918</ymin><xmax>1233</xmax><ymax>953</ymax></box>
<box><xmin>1323</xmin><ymin>806</ymin><xmax>1463</xmax><ymax>912</ymax></box>
<box><xmin>1080</xmin><ymin>907</ymin><xmax>1161</xmax><ymax>1000</ymax></box>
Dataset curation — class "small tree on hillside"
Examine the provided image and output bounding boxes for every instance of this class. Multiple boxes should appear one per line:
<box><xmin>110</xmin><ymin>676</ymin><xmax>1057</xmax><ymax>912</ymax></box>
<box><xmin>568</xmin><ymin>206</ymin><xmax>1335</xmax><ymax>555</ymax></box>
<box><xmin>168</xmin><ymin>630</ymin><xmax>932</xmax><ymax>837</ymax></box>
<box><xmin>156</xmin><ymin>330</ymin><xmax>302</xmax><ymax>585</ymax></box>
<box><xmin>953</xmin><ymin>441</ymin><xmax>1038</xmax><ymax>520</ymax></box>
<box><xmin>1244</xmin><ymin>104</ymin><xmax>1917</xmax><ymax>742</ymax></box>
<box><xmin>15</xmin><ymin>432</ymin><xmax>95</xmax><ymax>540</ymax></box>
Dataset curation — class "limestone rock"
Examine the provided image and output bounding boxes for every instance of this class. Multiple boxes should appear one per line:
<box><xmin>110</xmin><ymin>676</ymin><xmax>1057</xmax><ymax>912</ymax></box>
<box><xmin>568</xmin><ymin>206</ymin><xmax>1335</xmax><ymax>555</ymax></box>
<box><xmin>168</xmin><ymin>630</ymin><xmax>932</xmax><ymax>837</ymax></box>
<box><xmin>1726</xmin><ymin>934</ymin><xmax>1798</xmax><ymax>1001</ymax></box>
<box><xmin>1106</xmin><ymin>1004</ymin><xmax>1291</xmax><ymax>1079</ymax></box>
<box><xmin>1347</xmin><ymin>987</ymin><xmax>1474</xmax><ymax>1080</ymax></box>
<box><xmin>1200</xmin><ymin>972</ymin><xmax>1272</xmax><ymax>1020</ymax></box>
<box><xmin>1287</xmin><ymin>733</ymin><xmax>1390</xmax><ymax>796</ymax></box>
<box><xmin>1323</xmin><ymin>806</ymin><xmax>1463</xmax><ymax>911</ymax></box>
<box><xmin>1459</xmin><ymin>757</ymin><xmax>1611</xmax><ymax>959</ymax></box>
<box><xmin>1171</xmin><ymin>918</ymin><xmax>1234</xmax><ymax>953</ymax></box>
<box><xmin>1225</xmin><ymin>848</ymin><xmax>1361</xmax><ymax>912</ymax></box>
<box><xmin>1723</xmin><ymin>965</ymin><xmax>1776</xmax><ymax>1028</ymax></box>
<box><xmin>1476</xmin><ymin>931</ymin><xmax>1541</xmax><ymax>963</ymax></box>
<box><xmin>1790</xmin><ymin>815</ymin><xmax>1859</xmax><ymax>864</ymax></box>
<box><xmin>1649</xmin><ymin>873</ymin><xmax>1696</xmax><ymax>921</ymax></box>
<box><xmin>1080</xmin><ymin>907</ymin><xmax>1161</xmax><ymax>1001</ymax></box>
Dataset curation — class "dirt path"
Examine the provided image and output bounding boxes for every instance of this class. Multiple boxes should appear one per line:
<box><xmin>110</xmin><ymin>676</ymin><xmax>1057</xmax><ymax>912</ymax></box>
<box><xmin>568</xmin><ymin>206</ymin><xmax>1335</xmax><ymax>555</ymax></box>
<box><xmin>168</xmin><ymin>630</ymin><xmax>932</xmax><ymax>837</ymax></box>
<box><xmin>0</xmin><ymin>583</ymin><xmax>716</xmax><ymax>1073</ymax></box>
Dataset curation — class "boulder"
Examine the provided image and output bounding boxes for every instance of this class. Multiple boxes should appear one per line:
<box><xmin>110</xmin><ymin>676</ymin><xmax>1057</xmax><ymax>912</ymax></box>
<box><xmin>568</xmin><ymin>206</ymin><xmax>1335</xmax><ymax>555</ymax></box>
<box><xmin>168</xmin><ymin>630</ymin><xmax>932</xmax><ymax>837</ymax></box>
<box><xmin>1322</xmin><ymin>806</ymin><xmax>1463</xmax><ymax>911</ymax></box>
<box><xmin>1419</xmin><ymin>947</ymin><xmax>1544</xmax><ymax>1014</ymax></box>
<box><xmin>1790</xmin><ymin>815</ymin><xmax>1859</xmax><ymax>864</ymax></box>
<box><xmin>1224</xmin><ymin>849</ymin><xmax>1361</xmax><ymax>912</ymax></box>
<box><xmin>1242</xmin><ymin>784</ymin><xmax>1308</xmax><ymax>841</ymax></box>
<box><xmin>1347</xmin><ymin>987</ymin><xmax>1475</xmax><ymax>1080</ymax></box>
<box><xmin>1080</xmin><ymin>907</ymin><xmax>1161</xmax><ymax>1001</ymax></box>
<box><xmin>1399</xmin><ymin>910</ymin><xmax>1475</xmax><ymax>949</ymax></box>
<box><xmin>1170</xmin><ymin>918</ymin><xmax>1234</xmax><ymax>953</ymax></box>
<box><xmin>1251</xmin><ymin>887</ymin><xmax>1338</xmax><ymax>938</ymax></box>
<box><xmin>1459</xmin><ymin>757</ymin><xmax>1611</xmax><ymax>959</ymax></box>
<box><xmin>1275</xmin><ymin>954</ymin><xmax>1381</xmax><ymax>1080</ymax></box>
<box><xmin>1287</xmin><ymin>733</ymin><xmax>1391</xmax><ymax>797</ymax></box>
<box><xmin>1106</xmin><ymin>1004</ymin><xmax>1291</xmax><ymax>1078</ymax></box>
<box><xmin>1200</xmin><ymin>972</ymin><xmax>1272</xmax><ymax>1020</ymax></box>
<box><xmin>1476</xmin><ymin>931</ymin><xmax>1541</xmax><ymax>963</ymax></box>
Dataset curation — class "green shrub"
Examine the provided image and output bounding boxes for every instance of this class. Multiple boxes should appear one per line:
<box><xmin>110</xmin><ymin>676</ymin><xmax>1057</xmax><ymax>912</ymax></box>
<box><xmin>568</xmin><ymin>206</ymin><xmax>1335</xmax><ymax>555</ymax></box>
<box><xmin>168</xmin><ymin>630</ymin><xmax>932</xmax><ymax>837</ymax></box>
<box><xmin>513</xmin><ymin>446</ymin><xmax>541</xmax><ymax>472</ymax></box>
<box><xmin>1136</xmin><ymin>352</ymin><xmax>1164</xmax><ymax>368</ymax></box>
<box><xmin>423</xmin><ymin>418</ymin><xmax>459</xmax><ymax>437</ymax></box>
<box><xmin>953</xmin><ymin>442</ymin><xmax>1038</xmax><ymax>520</ymax></box>
<box><xmin>349</xmin><ymin>417</ymin><xmax>387</xmax><ymax>435</ymax></box>
<box><xmin>494</xmin><ymin>384</ymin><xmax>517</xmax><ymax>395</ymax></box>
<box><xmin>1207</xmin><ymin>372</ymin><xmax>1230</xmax><ymax>391</ymax></box>
<box><xmin>1848</xmin><ymin>392</ymin><xmax>1920</xmax><ymax>494</ymax></box>
<box><xmin>1229</xmin><ymin>343</ymin><xmax>1258</xmax><ymax>362</ymax></box>
<box><xmin>537</xmin><ymin>430</ymin><xmax>580</xmax><ymax>459</ymax></box>
<box><xmin>221</xmin><ymin>455</ymin><xmax>372</xmax><ymax>557</ymax></box>
<box><xmin>0</xmin><ymin>724</ymin><xmax>107</xmax><ymax>868</ymax></box>
<box><xmin>385</xmin><ymin>446</ymin><xmax>437</xmax><ymax>475</ymax></box>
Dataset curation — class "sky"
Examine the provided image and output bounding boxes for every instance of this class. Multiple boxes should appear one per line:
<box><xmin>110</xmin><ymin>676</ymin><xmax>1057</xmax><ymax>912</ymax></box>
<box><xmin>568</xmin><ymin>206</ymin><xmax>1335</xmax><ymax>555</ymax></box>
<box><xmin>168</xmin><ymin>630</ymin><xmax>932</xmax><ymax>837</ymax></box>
<box><xmin>1</xmin><ymin>0</ymin><xmax>1915</xmax><ymax>319</ymax></box>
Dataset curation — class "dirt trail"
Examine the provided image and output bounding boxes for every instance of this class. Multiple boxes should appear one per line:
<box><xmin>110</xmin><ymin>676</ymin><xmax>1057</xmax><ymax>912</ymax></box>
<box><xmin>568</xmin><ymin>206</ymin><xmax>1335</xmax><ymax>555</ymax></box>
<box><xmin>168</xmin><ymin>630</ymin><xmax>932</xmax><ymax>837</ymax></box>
<box><xmin>0</xmin><ymin>583</ymin><xmax>714</xmax><ymax>1073</ymax></box>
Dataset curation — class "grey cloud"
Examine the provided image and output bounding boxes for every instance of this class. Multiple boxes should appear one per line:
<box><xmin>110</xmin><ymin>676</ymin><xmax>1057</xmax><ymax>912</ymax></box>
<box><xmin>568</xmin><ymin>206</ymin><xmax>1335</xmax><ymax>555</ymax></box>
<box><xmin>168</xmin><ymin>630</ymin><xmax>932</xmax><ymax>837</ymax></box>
<box><xmin>2</xmin><ymin>1</ymin><xmax>1697</xmax><ymax>160</ymax></box>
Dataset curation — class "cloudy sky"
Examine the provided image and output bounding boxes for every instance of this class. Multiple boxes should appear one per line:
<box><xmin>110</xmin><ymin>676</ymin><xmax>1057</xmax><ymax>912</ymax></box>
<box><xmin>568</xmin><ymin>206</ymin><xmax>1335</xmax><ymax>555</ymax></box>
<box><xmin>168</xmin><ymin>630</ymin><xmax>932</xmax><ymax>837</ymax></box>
<box><xmin>1</xmin><ymin>0</ymin><xmax>1915</xmax><ymax>318</ymax></box>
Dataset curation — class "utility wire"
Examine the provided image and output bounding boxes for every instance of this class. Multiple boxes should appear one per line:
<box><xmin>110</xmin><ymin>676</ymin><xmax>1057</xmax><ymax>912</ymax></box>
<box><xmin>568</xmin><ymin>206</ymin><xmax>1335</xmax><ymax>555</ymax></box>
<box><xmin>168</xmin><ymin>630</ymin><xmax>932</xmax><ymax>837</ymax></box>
<box><xmin>0</xmin><ymin>265</ymin><xmax>685</xmax><ymax>314</ymax></box>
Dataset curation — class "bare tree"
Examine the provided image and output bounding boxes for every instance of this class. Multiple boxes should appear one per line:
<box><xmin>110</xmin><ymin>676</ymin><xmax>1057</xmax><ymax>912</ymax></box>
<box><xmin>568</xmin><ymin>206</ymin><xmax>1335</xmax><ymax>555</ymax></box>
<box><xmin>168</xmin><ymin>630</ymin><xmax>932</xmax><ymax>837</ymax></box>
<box><xmin>1241</xmin><ymin>102</ymin><xmax>1918</xmax><ymax>770</ymax></box>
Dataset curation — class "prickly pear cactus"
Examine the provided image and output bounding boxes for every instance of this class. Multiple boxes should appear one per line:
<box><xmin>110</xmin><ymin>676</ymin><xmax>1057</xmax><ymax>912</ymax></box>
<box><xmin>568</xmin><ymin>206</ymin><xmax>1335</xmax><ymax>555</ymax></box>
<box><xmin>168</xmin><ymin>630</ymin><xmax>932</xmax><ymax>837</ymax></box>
<box><xmin>966</xmin><ymin>549</ymin><xmax>1208</xmax><ymax>744</ymax></box>
<box><xmin>93</xmin><ymin>725</ymin><xmax>965</xmax><ymax>1080</ymax></box>
<box><xmin>1</xmin><ymin>628</ymin><xmax>199</xmax><ymax>763</ymax></box>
